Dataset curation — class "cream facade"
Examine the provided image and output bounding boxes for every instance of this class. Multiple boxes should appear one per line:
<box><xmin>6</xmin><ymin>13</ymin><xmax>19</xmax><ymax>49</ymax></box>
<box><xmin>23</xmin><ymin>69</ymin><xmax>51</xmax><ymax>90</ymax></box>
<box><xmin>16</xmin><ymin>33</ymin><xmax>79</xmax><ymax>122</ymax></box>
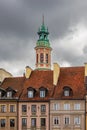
<box><xmin>0</xmin><ymin>101</ymin><xmax>17</xmax><ymax>130</ymax></box>
<box><xmin>50</xmin><ymin>100</ymin><xmax>85</xmax><ymax>130</ymax></box>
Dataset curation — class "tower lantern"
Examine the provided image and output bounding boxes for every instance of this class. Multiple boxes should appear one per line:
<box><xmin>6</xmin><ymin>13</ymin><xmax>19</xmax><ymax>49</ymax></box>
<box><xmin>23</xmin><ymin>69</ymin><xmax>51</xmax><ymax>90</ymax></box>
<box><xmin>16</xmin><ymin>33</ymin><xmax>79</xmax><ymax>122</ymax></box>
<box><xmin>35</xmin><ymin>17</ymin><xmax>52</xmax><ymax>70</ymax></box>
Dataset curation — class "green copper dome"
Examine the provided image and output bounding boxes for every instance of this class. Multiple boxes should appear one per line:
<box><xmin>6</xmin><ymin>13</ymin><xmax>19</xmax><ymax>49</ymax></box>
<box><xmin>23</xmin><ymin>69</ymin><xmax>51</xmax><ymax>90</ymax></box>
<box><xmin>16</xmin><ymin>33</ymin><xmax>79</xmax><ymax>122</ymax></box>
<box><xmin>36</xmin><ymin>19</ymin><xmax>51</xmax><ymax>48</ymax></box>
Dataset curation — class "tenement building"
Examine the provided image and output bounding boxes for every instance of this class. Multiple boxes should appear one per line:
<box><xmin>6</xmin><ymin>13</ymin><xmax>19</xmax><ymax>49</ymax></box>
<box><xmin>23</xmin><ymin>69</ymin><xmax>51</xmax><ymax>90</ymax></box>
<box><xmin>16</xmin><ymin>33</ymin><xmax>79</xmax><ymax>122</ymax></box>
<box><xmin>0</xmin><ymin>19</ymin><xmax>87</xmax><ymax>130</ymax></box>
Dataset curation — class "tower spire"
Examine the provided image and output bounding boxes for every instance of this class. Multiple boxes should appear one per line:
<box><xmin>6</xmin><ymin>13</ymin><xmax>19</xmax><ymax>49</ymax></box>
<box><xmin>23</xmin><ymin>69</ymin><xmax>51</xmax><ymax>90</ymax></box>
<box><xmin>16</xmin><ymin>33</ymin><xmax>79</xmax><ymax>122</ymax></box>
<box><xmin>42</xmin><ymin>14</ymin><xmax>44</xmax><ymax>25</ymax></box>
<box><xmin>35</xmin><ymin>17</ymin><xmax>52</xmax><ymax>70</ymax></box>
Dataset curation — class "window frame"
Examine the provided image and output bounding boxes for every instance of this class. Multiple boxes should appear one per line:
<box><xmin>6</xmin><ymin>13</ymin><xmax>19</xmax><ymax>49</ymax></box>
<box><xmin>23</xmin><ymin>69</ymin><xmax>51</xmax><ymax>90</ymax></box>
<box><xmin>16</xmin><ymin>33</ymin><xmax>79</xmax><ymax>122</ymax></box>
<box><xmin>22</xmin><ymin>105</ymin><xmax>27</xmax><ymax>112</ymax></box>
<box><xmin>74</xmin><ymin>103</ymin><xmax>80</xmax><ymax>110</ymax></box>
<box><xmin>64</xmin><ymin>103</ymin><xmax>70</xmax><ymax>110</ymax></box>
<box><xmin>53</xmin><ymin>116</ymin><xmax>60</xmax><ymax>125</ymax></box>
<box><xmin>28</xmin><ymin>90</ymin><xmax>34</xmax><ymax>98</ymax></box>
<box><xmin>10</xmin><ymin>119</ymin><xmax>15</xmax><ymax>127</ymax></box>
<box><xmin>41</xmin><ymin>118</ymin><xmax>46</xmax><ymax>127</ymax></box>
<box><xmin>64</xmin><ymin>117</ymin><xmax>70</xmax><ymax>125</ymax></box>
<box><xmin>53</xmin><ymin>103</ymin><xmax>60</xmax><ymax>110</ymax></box>
<box><xmin>74</xmin><ymin>116</ymin><xmax>80</xmax><ymax>125</ymax></box>
<box><xmin>41</xmin><ymin>105</ymin><xmax>46</xmax><ymax>112</ymax></box>
<box><xmin>1</xmin><ymin>119</ymin><xmax>6</xmax><ymax>127</ymax></box>
<box><xmin>31</xmin><ymin>105</ymin><xmax>36</xmax><ymax>113</ymax></box>
<box><xmin>22</xmin><ymin>118</ymin><xmax>27</xmax><ymax>127</ymax></box>
<box><xmin>31</xmin><ymin>118</ymin><xmax>36</xmax><ymax>127</ymax></box>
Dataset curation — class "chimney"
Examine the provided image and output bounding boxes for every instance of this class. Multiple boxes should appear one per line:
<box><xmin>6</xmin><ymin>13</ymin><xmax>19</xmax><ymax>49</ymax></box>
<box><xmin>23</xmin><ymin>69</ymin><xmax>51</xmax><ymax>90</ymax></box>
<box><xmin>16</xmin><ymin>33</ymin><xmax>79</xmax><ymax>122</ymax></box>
<box><xmin>25</xmin><ymin>66</ymin><xmax>32</xmax><ymax>79</ymax></box>
<box><xmin>53</xmin><ymin>63</ymin><xmax>60</xmax><ymax>86</ymax></box>
<box><xmin>84</xmin><ymin>63</ymin><xmax>87</xmax><ymax>87</ymax></box>
<box><xmin>85</xmin><ymin>63</ymin><xmax>87</xmax><ymax>76</ymax></box>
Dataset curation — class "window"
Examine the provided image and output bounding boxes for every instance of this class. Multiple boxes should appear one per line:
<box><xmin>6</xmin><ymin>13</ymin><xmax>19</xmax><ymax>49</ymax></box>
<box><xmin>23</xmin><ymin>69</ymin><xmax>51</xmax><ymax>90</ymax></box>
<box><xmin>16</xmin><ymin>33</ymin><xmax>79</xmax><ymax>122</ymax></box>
<box><xmin>40</xmin><ymin>90</ymin><xmax>45</xmax><ymax>98</ymax></box>
<box><xmin>10</xmin><ymin>119</ymin><xmax>15</xmax><ymax>127</ymax></box>
<box><xmin>53</xmin><ymin>103</ymin><xmax>60</xmax><ymax>110</ymax></box>
<box><xmin>7</xmin><ymin>91</ymin><xmax>12</xmax><ymax>97</ymax></box>
<box><xmin>36</xmin><ymin>54</ymin><xmax>38</xmax><ymax>63</ymax></box>
<box><xmin>64</xmin><ymin>104</ymin><xmax>70</xmax><ymax>110</ymax></box>
<box><xmin>74</xmin><ymin>104</ymin><xmax>80</xmax><ymax>110</ymax></box>
<box><xmin>31</xmin><ymin>118</ymin><xmax>36</xmax><ymax>127</ymax></box>
<box><xmin>1</xmin><ymin>105</ymin><xmax>6</xmax><ymax>112</ymax></box>
<box><xmin>10</xmin><ymin>105</ymin><xmax>15</xmax><ymax>112</ymax></box>
<box><xmin>22</xmin><ymin>105</ymin><xmax>27</xmax><ymax>112</ymax></box>
<box><xmin>31</xmin><ymin>105</ymin><xmax>36</xmax><ymax>113</ymax></box>
<box><xmin>53</xmin><ymin>117</ymin><xmax>60</xmax><ymax>125</ymax></box>
<box><xmin>64</xmin><ymin>90</ymin><xmax>69</xmax><ymax>96</ymax></box>
<box><xmin>22</xmin><ymin>118</ymin><xmax>27</xmax><ymax>127</ymax></box>
<box><xmin>40</xmin><ymin>53</ymin><xmax>44</xmax><ymax>63</ymax></box>
<box><xmin>41</xmin><ymin>105</ymin><xmax>46</xmax><ymax>112</ymax></box>
<box><xmin>1</xmin><ymin>119</ymin><xmax>6</xmax><ymax>127</ymax></box>
<box><xmin>74</xmin><ymin>116</ymin><xmax>80</xmax><ymax>125</ymax></box>
<box><xmin>46</xmin><ymin>54</ymin><xmax>48</xmax><ymax>63</ymax></box>
<box><xmin>41</xmin><ymin>118</ymin><xmax>46</xmax><ymax>127</ymax></box>
<box><xmin>64</xmin><ymin>117</ymin><xmax>70</xmax><ymax>125</ymax></box>
<box><xmin>28</xmin><ymin>91</ymin><xmax>33</xmax><ymax>98</ymax></box>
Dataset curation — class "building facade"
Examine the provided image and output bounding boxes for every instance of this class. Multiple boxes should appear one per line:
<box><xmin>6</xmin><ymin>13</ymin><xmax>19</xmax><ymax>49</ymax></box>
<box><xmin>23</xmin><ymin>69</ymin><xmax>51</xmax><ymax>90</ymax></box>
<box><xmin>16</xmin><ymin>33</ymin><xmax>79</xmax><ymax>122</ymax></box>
<box><xmin>0</xmin><ymin>19</ymin><xmax>87</xmax><ymax>130</ymax></box>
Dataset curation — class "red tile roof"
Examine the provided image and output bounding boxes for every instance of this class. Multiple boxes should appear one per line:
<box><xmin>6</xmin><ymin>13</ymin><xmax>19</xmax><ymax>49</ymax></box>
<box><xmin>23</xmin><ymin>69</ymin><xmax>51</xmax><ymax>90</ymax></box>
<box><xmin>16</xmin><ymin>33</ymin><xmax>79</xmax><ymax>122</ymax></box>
<box><xmin>0</xmin><ymin>66</ymin><xmax>86</xmax><ymax>100</ymax></box>
<box><xmin>53</xmin><ymin>66</ymin><xmax>86</xmax><ymax>99</ymax></box>
<box><xmin>20</xmin><ymin>70</ymin><xmax>53</xmax><ymax>101</ymax></box>
<box><xmin>1</xmin><ymin>77</ymin><xmax>25</xmax><ymax>98</ymax></box>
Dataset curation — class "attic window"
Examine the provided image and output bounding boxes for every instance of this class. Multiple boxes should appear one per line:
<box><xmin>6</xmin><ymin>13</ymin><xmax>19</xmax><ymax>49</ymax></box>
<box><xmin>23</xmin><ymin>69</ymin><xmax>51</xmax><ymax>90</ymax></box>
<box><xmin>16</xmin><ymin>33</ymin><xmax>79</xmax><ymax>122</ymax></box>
<box><xmin>63</xmin><ymin>86</ymin><xmax>72</xmax><ymax>97</ymax></box>
<box><xmin>27</xmin><ymin>87</ymin><xmax>36</xmax><ymax>98</ymax></box>
<box><xmin>64</xmin><ymin>90</ymin><xmax>69</xmax><ymax>96</ymax></box>
<box><xmin>7</xmin><ymin>91</ymin><xmax>12</xmax><ymax>98</ymax></box>
<box><xmin>39</xmin><ymin>87</ymin><xmax>47</xmax><ymax>98</ymax></box>
<box><xmin>28</xmin><ymin>91</ymin><xmax>33</xmax><ymax>98</ymax></box>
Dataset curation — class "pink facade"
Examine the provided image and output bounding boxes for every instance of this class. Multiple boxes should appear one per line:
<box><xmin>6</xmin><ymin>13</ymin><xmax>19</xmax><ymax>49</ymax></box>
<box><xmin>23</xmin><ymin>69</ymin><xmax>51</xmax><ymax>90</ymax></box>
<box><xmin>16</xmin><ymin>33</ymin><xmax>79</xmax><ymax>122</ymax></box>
<box><xmin>18</xmin><ymin>102</ymin><xmax>49</xmax><ymax>130</ymax></box>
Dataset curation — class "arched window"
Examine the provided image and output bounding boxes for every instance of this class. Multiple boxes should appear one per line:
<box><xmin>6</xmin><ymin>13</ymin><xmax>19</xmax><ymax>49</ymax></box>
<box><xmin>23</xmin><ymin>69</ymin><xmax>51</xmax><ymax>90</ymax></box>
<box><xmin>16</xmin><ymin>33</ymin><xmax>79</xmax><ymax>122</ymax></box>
<box><xmin>40</xmin><ymin>53</ymin><xmax>44</xmax><ymax>63</ymax></box>
<box><xmin>27</xmin><ymin>87</ymin><xmax>36</xmax><ymax>98</ymax></box>
<box><xmin>63</xmin><ymin>86</ymin><xmax>73</xmax><ymax>96</ymax></box>
<box><xmin>46</xmin><ymin>54</ymin><xmax>48</xmax><ymax>63</ymax></box>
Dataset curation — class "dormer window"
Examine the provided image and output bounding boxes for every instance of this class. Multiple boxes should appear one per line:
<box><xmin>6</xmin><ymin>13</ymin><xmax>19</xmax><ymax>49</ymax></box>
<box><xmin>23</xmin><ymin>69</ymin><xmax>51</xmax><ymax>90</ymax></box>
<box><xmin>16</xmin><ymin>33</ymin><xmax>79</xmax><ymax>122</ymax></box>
<box><xmin>64</xmin><ymin>90</ymin><xmax>69</xmax><ymax>96</ymax></box>
<box><xmin>7</xmin><ymin>91</ymin><xmax>12</xmax><ymax>97</ymax></box>
<box><xmin>28</xmin><ymin>91</ymin><xmax>33</xmax><ymax>98</ymax></box>
<box><xmin>27</xmin><ymin>87</ymin><xmax>36</xmax><ymax>98</ymax></box>
<box><xmin>40</xmin><ymin>90</ymin><xmax>45</xmax><ymax>98</ymax></box>
<box><xmin>63</xmin><ymin>86</ymin><xmax>73</xmax><ymax>97</ymax></box>
<box><xmin>39</xmin><ymin>87</ymin><xmax>47</xmax><ymax>98</ymax></box>
<box><xmin>6</xmin><ymin>87</ymin><xmax>16</xmax><ymax>98</ymax></box>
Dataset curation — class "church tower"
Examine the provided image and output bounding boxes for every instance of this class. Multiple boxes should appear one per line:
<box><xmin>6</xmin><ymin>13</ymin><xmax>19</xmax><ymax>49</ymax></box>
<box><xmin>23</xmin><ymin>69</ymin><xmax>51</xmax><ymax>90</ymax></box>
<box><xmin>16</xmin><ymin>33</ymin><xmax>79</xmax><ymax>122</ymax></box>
<box><xmin>35</xmin><ymin>17</ymin><xmax>52</xmax><ymax>70</ymax></box>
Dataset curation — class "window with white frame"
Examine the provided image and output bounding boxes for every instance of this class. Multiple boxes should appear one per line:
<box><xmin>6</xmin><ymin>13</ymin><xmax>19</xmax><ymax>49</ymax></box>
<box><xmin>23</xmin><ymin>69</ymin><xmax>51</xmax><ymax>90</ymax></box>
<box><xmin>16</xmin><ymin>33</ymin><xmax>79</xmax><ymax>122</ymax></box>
<box><xmin>1</xmin><ymin>105</ymin><xmax>6</xmax><ymax>112</ymax></box>
<box><xmin>74</xmin><ymin>104</ymin><xmax>80</xmax><ymax>110</ymax></box>
<box><xmin>28</xmin><ymin>91</ymin><xmax>33</xmax><ymax>98</ymax></box>
<box><xmin>10</xmin><ymin>105</ymin><xmax>15</xmax><ymax>112</ymax></box>
<box><xmin>40</xmin><ymin>90</ymin><xmax>45</xmax><ymax>98</ymax></box>
<box><xmin>74</xmin><ymin>116</ymin><xmax>80</xmax><ymax>125</ymax></box>
<box><xmin>64</xmin><ymin>90</ymin><xmax>69</xmax><ymax>96</ymax></box>
<box><xmin>7</xmin><ymin>91</ymin><xmax>12</xmax><ymax>97</ymax></box>
<box><xmin>53</xmin><ymin>117</ymin><xmax>60</xmax><ymax>125</ymax></box>
<box><xmin>64</xmin><ymin>104</ymin><xmax>70</xmax><ymax>110</ymax></box>
<box><xmin>53</xmin><ymin>103</ymin><xmax>60</xmax><ymax>110</ymax></box>
<box><xmin>64</xmin><ymin>117</ymin><xmax>70</xmax><ymax>125</ymax></box>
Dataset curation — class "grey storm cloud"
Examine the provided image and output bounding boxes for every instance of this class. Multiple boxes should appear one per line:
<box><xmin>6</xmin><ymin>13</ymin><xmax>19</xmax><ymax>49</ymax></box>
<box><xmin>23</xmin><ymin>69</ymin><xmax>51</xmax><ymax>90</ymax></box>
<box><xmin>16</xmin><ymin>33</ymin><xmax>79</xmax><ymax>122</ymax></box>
<box><xmin>0</xmin><ymin>0</ymin><xmax>87</xmax><ymax>75</ymax></box>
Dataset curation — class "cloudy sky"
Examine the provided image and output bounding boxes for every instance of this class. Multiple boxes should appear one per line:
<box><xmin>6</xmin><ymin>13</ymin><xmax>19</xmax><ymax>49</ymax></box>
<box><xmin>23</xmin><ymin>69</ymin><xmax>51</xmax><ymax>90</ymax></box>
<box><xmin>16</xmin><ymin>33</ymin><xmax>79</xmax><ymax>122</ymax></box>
<box><xmin>1</xmin><ymin>0</ymin><xmax>87</xmax><ymax>76</ymax></box>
